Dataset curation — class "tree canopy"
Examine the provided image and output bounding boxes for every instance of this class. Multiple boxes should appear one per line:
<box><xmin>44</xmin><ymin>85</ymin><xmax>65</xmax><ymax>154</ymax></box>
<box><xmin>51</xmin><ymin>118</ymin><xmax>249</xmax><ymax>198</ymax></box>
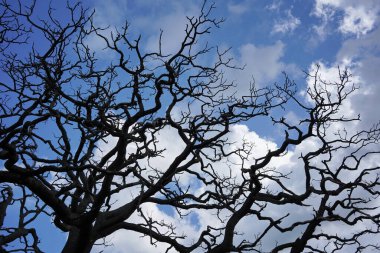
<box><xmin>0</xmin><ymin>1</ymin><xmax>379</xmax><ymax>252</ymax></box>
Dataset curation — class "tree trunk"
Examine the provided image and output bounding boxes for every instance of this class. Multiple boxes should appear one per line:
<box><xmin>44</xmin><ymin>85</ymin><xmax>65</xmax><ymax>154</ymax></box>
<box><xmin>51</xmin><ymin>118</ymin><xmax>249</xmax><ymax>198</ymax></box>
<box><xmin>61</xmin><ymin>228</ymin><xmax>94</xmax><ymax>253</ymax></box>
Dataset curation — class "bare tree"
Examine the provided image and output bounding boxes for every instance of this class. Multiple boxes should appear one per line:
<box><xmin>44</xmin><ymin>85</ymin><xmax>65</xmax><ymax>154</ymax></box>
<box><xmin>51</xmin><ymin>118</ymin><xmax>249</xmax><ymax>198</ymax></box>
<box><xmin>0</xmin><ymin>1</ymin><xmax>379</xmax><ymax>253</ymax></box>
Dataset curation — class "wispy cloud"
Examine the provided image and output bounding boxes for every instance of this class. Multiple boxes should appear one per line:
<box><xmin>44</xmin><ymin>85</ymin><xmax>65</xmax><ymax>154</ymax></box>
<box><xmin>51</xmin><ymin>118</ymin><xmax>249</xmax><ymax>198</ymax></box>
<box><xmin>266</xmin><ymin>0</ymin><xmax>282</xmax><ymax>12</ymax></box>
<box><xmin>312</xmin><ymin>0</ymin><xmax>380</xmax><ymax>39</ymax></box>
<box><xmin>227</xmin><ymin>0</ymin><xmax>251</xmax><ymax>15</ymax></box>
<box><xmin>272</xmin><ymin>9</ymin><xmax>301</xmax><ymax>34</ymax></box>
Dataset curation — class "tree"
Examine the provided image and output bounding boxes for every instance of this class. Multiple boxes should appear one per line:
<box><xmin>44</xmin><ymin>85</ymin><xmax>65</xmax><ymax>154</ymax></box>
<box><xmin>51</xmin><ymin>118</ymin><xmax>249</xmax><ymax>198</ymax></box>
<box><xmin>0</xmin><ymin>1</ymin><xmax>379</xmax><ymax>252</ymax></box>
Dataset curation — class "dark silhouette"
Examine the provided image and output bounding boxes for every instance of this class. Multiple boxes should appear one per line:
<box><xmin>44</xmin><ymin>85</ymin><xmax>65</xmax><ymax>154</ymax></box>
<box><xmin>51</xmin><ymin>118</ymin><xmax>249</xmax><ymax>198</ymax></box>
<box><xmin>1</xmin><ymin>1</ymin><xmax>379</xmax><ymax>252</ymax></box>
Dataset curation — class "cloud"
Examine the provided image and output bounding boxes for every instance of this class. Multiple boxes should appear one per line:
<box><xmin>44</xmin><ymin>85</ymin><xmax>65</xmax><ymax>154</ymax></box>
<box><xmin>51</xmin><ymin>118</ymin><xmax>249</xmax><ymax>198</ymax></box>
<box><xmin>96</xmin><ymin>119</ymin><xmax>378</xmax><ymax>252</ymax></box>
<box><xmin>339</xmin><ymin>5</ymin><xmax>377</xmax><ymax>36</ymax></box>
<box><xmin>306</xmin><ymin>27</ymin><xmax>380</xmax><ymax>129</ymax></box>
<box><xmin>305</xmin><ymin>60</ymin><xmax>359</xmax><ymax>116</ymax></box>
<box><xmin>312</xmin><ymin>0</ymin><xmax>380</xmax><ymax>39</ymax></box>
<box><xmin>96</xmin><ymin>203</ymin><xmax>199</xmax><ymax>253</ymax></box>
<box><xmin>224</xmin><ymin>41</ymin><xmax>286</xmax><ymax>92</ymax></box>
<box><xmin>88</xmin><ymin>0</ymin><xmax>202</xmax><ymax>56</ymax></box>
<box><xmin>272</xmin><ymin>9</ymin><xmax>301</xmax><ymax>34</ymax></box>
<box><xmin>227</xmin><ymin>1</ymin><xmax>250</xmax><ymax>15</ymax></box>
<box><xmin>143</xmin><ymin>6</ymin><xmax>199</xmax><ymax>54</ymax></box>
<box><xmin>91</xmin><ymin>0</ymin><xmax>128</xmax><ymax>27</ymax></box>
<box><xmin>307</xmin><ymin>0</ymin><xmax>380</xmax><ymax>127</ymax></box>
<box><xmin>266</xmin><ymin>0</ymin><xmax>282</xmax><ymax>12</ymax></box>
<box><xmin>92</xmin><ymin>124</ymin><xmax>284</xmax><ymax>252</ymax></box>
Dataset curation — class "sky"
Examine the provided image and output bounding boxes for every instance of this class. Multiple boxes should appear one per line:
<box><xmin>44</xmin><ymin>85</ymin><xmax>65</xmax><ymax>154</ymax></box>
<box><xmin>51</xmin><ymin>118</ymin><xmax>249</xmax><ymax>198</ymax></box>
<box><xmin>2</xmin><ymin>0</ymin><xmax>380</xmax><ymax>252</ymax></box>
<box><xmin>84</xmin><ymin>0</ymin><xmax>380</xmax><ymax>133</ymax></box>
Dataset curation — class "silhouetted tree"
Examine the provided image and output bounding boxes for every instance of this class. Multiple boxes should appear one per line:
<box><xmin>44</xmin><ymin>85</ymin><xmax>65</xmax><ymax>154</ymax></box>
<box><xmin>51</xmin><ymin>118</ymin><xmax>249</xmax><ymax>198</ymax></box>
<box><xmin>1</xmin><ymin>1</ymin><xmax>379</xmax><ymax>252</ymax></box>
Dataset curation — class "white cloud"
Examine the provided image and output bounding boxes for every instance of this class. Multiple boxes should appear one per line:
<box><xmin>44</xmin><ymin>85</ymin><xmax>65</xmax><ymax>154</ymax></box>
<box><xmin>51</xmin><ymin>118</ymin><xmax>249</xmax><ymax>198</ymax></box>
<box><xmin>92</xmin><ymin>124</ymin><xmax>284</xmax><ymax>252</ymax></box>
<box><xmin>284</xmin><ymin>110</ymin><xmax>301</xmax><ymax>126</ymax></box>
<box><xmin>144</xmin><ymin>6</ymin><xmax>198</xmax><ymax>55</ymax></box>
<box><xmin>272</xmin><ymin>9</ymin><xmax>301</xmax><ymax>34</ymax></box>
<box><xmin>88</xmin><ymin>0</ymin><xmax>201</xmax><ymax>56</ymax></box>
<box><xmin>309</xmin><ymin>1</ymin><xmax>380</xmax><ymax>128</ymax></box>
<box><xmin>299</xmin><ymin>9</ymin><xmax>380</xmax><ymax>249</ymax></box>
<box><xmin>96</xmin><ymin>203</ymin><xmax>199</xmax><ymax>253</ymax></box>
<box><xmin>227</xmin><ymin>2</ymin><xmax>249</xmax><ymax>15</ymax></box>
<box><xmin>306</xmin><ymin>23</ymin><xmax>380</xmax><ymax>128</ymax></box>
<box><xmin>266</xmin><ymin>0</ymin><xmax>282</xmax><ymax>12</ymax></box>
<box><xmin>339</xmin><ymin>6</ymin><xmax>377</xmax><ymax>36</ymax></box>
<box><xmin>312</xmin><ymin>0</ymin><xmax>380</xmax><ymax>39</ymax></box>
<box><xmin>224</xmin><ymin>41</ymin><xmax>286</xmax><ymax>93</ymax></box>
<box><xmin>96</xmin><ymin>119</ymin><xmax>378</xmax><ymax>252</ymax></box>
<box><xmin>311</xmin><ymin>0</ymin><xmax>339</xmax><ymax>43</ymax></box>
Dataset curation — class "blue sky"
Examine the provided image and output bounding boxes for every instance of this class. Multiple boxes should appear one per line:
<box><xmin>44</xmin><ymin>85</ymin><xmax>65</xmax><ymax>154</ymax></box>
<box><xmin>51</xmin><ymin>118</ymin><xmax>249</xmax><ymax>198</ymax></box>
<box><xmin>2</xmin><ymin>0</ymin><xmax>380</xmax><ymax>252</ymax></box>
<box><xmin>86</xmin><ymin>0</ymin><xmax>380</xmax><ymax>123</ymax></box>
<box><xmin>80</xmin><ymin>0</ymin><xmax>380</xmax><ymax>141</ymax></box>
